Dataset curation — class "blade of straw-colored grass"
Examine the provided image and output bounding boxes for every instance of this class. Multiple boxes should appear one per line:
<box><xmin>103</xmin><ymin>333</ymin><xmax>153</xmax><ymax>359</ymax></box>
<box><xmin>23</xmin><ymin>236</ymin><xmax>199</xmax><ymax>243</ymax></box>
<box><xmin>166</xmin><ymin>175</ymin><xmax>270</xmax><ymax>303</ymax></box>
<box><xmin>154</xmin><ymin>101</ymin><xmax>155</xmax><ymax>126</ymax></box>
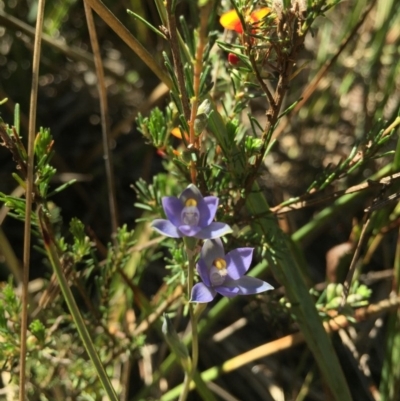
<box><xmin>160</xmin><ymin>296</ymin><xmax>400</xmax><ymax>401</ymax></box>
<box><xmin>38</xmin><ymin>209</ymin><xmax>119</xmax><ymax>401</ymax></box>
<box><xmin>245</xmin><ymin>185</ymin><xmax>352</xmax><ymax>401</ymax></box>
<box><xmin>83</xmin><ymin>0</ymin><xmax>119</xmax><ymax>239</ymax></box>
<box><xmin>84</xmin><ymin>0</ymin><xmax>172</xmax><ymax>88</ymax></box>
<box><xmin>19</xmin><ymin>1</ymin><xmax>45</xmax><ymax>399</ymax></box>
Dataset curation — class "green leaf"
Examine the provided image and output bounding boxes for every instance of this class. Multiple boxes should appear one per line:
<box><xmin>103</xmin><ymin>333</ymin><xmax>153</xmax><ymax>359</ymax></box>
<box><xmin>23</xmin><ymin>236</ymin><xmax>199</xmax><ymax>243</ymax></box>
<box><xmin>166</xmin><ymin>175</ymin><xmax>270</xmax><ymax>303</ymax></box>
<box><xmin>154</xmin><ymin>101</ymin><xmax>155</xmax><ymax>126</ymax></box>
<box><xmin>29</xmin><ymin>319</ymin><xmax>46</xmax><ymax>342</ymax></box>
<box><xmin>245</xmin><ymin>183</ymin><xmax>352</xmax><ymax>401</ymax></box>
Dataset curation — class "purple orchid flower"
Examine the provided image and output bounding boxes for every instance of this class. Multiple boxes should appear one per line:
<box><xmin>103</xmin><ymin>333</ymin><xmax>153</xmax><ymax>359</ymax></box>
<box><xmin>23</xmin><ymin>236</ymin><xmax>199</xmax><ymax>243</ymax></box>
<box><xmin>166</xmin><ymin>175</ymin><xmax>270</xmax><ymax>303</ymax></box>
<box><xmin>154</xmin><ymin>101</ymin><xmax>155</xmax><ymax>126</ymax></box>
<box><xmin>151</xmin><ymin>184</ymin><xmax>232</xmax><ymax>239</ymax></box>
<box><xmin>191</xmin><ymin>238</ymin><xmax>274</xmax><ymax>303</ymax></box>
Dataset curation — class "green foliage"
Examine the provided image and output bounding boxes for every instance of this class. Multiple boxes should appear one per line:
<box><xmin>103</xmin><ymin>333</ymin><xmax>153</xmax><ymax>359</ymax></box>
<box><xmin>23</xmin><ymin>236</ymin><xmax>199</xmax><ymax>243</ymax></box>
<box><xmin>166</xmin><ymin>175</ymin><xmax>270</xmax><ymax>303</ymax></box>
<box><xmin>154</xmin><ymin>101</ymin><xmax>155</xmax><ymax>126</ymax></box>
<box><xmin>0</xmin><ymin>280</ymin><xmax>20</xmax><ymax>370</ymax></box>
<box><xmin>70</xmin><ymin>217</ymin><xmax>93</xmax><ymax>261</ymax></box>
<box><xmin>29</xmin><ymin>319</ymin><xmax>46</xmax><ymax>342</ymax></box>
<box><xmin>136</xmin><ymin>107</ymin><xmax>172</xmax><ymax>149</ymax></box>
<box><xmin>134</xmin><ymin>174</ymin><xmax>180</xmax><ymax>216</ymax></box>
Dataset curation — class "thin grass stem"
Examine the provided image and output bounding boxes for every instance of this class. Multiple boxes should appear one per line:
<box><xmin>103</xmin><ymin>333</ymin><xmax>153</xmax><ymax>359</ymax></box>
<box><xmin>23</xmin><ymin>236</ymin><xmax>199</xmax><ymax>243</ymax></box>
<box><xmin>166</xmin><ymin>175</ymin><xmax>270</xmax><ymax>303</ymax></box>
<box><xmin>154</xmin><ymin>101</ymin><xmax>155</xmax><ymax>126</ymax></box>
<box><xmin>83</xmin><ymin>0</ymin><xmax>119</xmax><ymax>241</ymax></box>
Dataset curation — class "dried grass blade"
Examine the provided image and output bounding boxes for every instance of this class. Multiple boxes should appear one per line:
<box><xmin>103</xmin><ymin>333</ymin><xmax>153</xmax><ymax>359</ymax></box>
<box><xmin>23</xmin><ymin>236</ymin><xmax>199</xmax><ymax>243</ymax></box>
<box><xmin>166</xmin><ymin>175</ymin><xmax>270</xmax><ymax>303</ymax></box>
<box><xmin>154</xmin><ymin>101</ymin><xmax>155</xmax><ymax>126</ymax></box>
<box><xmin>85</xmin><ymin>0</ymin><xmax>172</xmax><ymax>87</ymax></box>
<box><xmin>83</xmin><ymin>1</ymin><xmax>119</xmax><ymax>239</ymax></box>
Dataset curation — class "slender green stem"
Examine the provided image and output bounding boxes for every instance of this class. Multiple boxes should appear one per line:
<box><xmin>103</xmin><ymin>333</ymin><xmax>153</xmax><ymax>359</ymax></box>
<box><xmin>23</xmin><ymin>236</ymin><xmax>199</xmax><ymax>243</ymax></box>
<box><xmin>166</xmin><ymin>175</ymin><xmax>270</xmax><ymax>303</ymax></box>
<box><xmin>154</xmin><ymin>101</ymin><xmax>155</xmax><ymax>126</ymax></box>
<box><xmin>38</xmin><ymin>210</ymin><xmax>119</xmax><ymax>401</ymax></box>
<box><xmin>188</xmin><ymin>262</ymin><xmax>199</xmax><ymax>381</ymax></box>
<box><xmin>178</xmin><ymin>240</ymin><xmax>199</xmax><ymax>401</ymax></box>
<box><xmin>190</xmin><ymin>304</ymin><xmax>199</xmax><ymax>375</ymax></box>
<box><xmin>178</xmin><ymin>374</ymin><xmax>191</xmax><ymax>401</ymax></box>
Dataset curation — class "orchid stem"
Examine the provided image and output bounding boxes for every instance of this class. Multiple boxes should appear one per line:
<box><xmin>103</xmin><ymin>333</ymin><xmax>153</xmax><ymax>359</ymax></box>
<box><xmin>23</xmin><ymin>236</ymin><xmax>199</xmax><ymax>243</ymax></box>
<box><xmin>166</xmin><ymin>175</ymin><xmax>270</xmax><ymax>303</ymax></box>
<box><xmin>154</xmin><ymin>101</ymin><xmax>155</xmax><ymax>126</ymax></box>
<box><xmin>179</xmin><ymin>239</ymin><xmax>200</xmax><ymax>401</ymax></box>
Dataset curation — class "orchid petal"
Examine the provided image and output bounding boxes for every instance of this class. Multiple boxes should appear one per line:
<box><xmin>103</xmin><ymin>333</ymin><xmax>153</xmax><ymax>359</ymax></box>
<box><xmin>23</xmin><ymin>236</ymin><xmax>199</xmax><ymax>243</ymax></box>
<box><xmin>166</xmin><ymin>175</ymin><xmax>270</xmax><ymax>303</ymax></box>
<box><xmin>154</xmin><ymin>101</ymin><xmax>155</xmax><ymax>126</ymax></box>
<box><xmin>196</xmin><ymin>258</ymin><xmax>211</xmax><ymax>287</ymax></box>
<box><xmin>195</xmin><ymin>197</ymin><xmax>212</xmax><ymax>228</ymax></box>
<box><xmin>179</xmin><ymin>184</ymin><xmax>203</xmax><ymax>204</ymax></box>
<box><xmin>196</xmin><ymin>222</ymin><xmax>232</xmax><ymax>239</ymax></box>
<box><xmin>214</xmin><ymin>285</ymin><xmax>240</xmax><ymax>297</ymax></box>
<box><xmin>200</xmin><ymin>238</ymin><xmax>225</xmax><ymax>267</ymax></box>
<box><xmin>178</xmin><ymin>225</ymin><xmax>203</xmax><ymax>237</ymax></box>
<box><xmin>200</xmin><ymin>196</ymin><xmax>219</xmax><ymax>226</ymax></box>
<box><xmin>191</xmin><ymin>283</ymin><xmax>216</xmax><ymax>303</ymax></box>
<box><xmin>225</xmin><ymin>248</ymin><xmax>254</xmax><ymax>280</ymax></box>
<box><xmin>151</xmin><ymin>219</ymin><xmax>182</xmax><ymax>238</ymax></box>
<box><xmin>162</xmin><ymin>197</ymin><xmax>183</xmax><ymax>227</ymax></box>
<box><xmin>227</xmin><ymin>276</ymin><xmax>274</xmax><ymax>295</ymax></box>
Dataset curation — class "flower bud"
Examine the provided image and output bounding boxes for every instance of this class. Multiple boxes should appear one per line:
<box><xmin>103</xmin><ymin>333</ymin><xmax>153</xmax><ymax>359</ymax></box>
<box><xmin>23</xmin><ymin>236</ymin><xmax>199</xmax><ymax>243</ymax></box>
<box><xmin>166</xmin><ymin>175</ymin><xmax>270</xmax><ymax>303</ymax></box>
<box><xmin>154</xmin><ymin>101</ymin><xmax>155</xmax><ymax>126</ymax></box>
<box><xmin>346</xmin><ymin>294</ymin><xmax>363</xmax><ymax>304</ymax></box>
<box><xmin>335</xmin><ymin>283</ymin><xmax>344</xmax><ymax>297</ymax></box>
<box><xmin>326</xmin><ymin>283</ymin><xmax>337</xmax><ymax>303</ymax></box>
<box><xmin>228</xmin><ymin>53</ymin><xmax>240</xmax><ymax>65</ymax></box>
<box><xmin>326</xmin><ymin>296</ymin><xmax>342</xmax><ymax>310</ymax></box>
<box><xmin>356</xmin><ymin>284</ymin><xmax>371</xmax><ymax>298</ymax></box>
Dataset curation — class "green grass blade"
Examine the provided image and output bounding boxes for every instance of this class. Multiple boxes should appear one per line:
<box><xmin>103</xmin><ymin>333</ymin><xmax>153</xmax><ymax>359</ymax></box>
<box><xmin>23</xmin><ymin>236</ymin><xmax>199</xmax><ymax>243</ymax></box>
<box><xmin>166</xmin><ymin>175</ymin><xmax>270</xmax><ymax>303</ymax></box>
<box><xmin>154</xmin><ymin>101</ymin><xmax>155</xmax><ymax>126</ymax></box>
<box><xmin>245</xmin><ymin>183</ymin><xmax>352</xmax><ymax>401</ymax></box>
<box><xmin>38</xmin><ymin>210</ymin><xmax>119</xmax><ymax>401</ymax></box>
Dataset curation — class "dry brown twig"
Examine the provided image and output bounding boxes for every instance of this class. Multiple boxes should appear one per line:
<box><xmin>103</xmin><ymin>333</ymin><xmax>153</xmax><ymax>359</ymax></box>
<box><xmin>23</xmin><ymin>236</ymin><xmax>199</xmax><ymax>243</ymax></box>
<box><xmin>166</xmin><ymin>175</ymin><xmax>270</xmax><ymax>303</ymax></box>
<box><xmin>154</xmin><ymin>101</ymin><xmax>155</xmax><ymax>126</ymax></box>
<box><xmin>270</xmin><ymin>172</ymin><xmax>400</xmax><ymax>214</ymax></box>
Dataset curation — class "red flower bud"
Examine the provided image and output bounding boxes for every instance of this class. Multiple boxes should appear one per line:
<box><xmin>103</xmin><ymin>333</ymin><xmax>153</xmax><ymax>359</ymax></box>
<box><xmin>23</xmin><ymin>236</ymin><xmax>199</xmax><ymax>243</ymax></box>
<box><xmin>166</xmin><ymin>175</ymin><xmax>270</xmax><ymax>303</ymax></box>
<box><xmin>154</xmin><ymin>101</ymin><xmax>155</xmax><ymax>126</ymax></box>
<box><xmin>228</xmin><ymin>53</ymin><xmax>240</xmax><ymax>65</ymax></box>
